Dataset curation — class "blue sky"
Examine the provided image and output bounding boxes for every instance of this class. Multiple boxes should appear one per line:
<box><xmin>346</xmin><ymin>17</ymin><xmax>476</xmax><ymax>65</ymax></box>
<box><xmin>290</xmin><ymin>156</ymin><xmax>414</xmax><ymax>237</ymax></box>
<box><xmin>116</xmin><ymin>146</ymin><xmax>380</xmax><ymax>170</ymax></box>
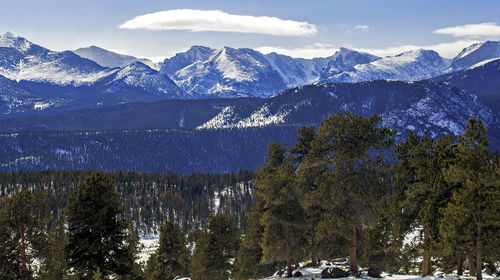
<box><xmin>1</xmin><ymin>0</ymin><xmax>500</xmax><ymax>61</ymax></box>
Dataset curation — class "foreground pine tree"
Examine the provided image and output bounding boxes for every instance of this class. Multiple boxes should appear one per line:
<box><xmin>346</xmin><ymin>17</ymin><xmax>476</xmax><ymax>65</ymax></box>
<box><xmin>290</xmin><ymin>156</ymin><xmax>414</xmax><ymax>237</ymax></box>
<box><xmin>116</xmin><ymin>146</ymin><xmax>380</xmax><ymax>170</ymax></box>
<box><xmin>40</xmin><ymin>219</ymin><xmax>68</xmax><ymax>280</ymax></box>
<box><xmin>309</xmin><ymin>113</ymin><xmax>395</xmax><ymax>273</ymax></box>
<box><xmin>65</xmin><ymin>172</ymin><xmax>130</xmax><ymax>279</ymax></box>
<box><xmin>440</xmin><ymin>118</ymin><xmax>500</xmax><ymax>280</ymax></box>
<box><xmin>254</xmin><ymin>142</ymin><xmax>306</xmax><ymax>277</ymax></box>
<box><xmin>0</xmin><ymin>189</ymin><xmax>49</xmax><ymax>280</ymax></box>
<box><xmin>234</xmin><ymin>201</ymin><xmax>275</xmax><ymax>280</ymax></box>
<box><xmin>394</xmin><ymin>132</ymin><xmax>455</xmax><ymax>276</ymax></box>
<box><xmin>148</xmin><ymin>221</ymin><xmax>190</xmax><ymax>280</ymax></box>
<box><xmin>191</xmin><ymin>214</ymin><xmax>239</xmax><ymax>280</ymax></box>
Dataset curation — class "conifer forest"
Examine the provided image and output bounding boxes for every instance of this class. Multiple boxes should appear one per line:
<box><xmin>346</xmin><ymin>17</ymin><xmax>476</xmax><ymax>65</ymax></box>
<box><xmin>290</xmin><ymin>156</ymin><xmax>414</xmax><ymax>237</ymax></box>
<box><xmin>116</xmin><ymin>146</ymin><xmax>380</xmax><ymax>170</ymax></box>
<box><xmin>0</xmin><ymin>113</ymin><xmax>498</xmax><ymax>280</ymax></box>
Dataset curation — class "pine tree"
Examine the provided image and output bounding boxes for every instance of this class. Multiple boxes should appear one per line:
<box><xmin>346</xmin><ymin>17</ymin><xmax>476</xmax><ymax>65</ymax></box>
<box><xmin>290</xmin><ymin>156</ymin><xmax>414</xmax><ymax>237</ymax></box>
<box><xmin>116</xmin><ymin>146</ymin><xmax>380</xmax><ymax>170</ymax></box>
<box><xmin>40</xmin><ymin>220</ymin><xmax>68</xmax><ymax>280</ymax></box>
<box><xmin>254</xmin><ymin>142</ymin><xmax>306</xmax><ymax>277</ymax></box>
<box><xmin>191</xmin><ymin>214</ymin><xmax>239</xmax><ymax>280</ymax></box>
<box><xmin>309</xmin><ymin>112</ymin><xmax>395</xmax><ymax>273</ymax></box>
<box><xmin>117</xmin><ymin>224</ymin><xmax>144</xmax><ymax>280</ymax></box>
<box><xmin>65</xmin><ymin>172</ymin><xmax>130</xmax><ymax>279</ymax></box>
<box><xmin>234</xmin><ymin>201</ymin><xmax>274</xmax><ymax>280</ymax></box>
<box><xmin>0</xmin><ymin>210</ymin><xmax>20</xmax><ymax>280</ymax></box>
<box><xmin>291</xmin><ymin>126</ymin><xmax>323</xmax><ymax>265</ymax></box>
<box><xmin>440</xmin><ymin>118</ymin><xmax>500</xmax><ymax>280</ymax></box>
<box><xmin>149</xmin><ymin>221</ymin><xmax>190</xmax><ymax>280</ymax></box>
<box><xmin>394</xmin><ymin>132</ymin><xmax>455</xmax><ymax>276</ymax></box>
<box><xmin>0</xmin><ymin>189</ymin><xmax>49</xmax><ymax>280</ymax></box>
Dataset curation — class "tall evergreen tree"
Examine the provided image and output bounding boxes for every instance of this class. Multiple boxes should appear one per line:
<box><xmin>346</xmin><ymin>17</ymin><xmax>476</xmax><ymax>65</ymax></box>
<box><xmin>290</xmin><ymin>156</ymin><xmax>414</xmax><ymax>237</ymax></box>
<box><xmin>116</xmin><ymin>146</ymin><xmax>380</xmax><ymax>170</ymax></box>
<box><xmin>40</xmin><ymin>220</ymin><xmax>68</xmax><ymax>280</ymax></box>
<box><xmin>309</xmin><ymin>112</ymin><xmax>395</xmax><ymax>273</ymax></box>
<box><xmin>65</xmin><ymin>172</ymin><xmax>130</xmax><ymax>279</ymax></box>
<box><xmin>291</xmin><ymin>126</ymin><xmax>323</xmax><ymax>265</ymax></box>
<box><xmin>149</xmin><ymin>221</ymin><xmax>190</xmax><ymax>280</ymax></box>
<box><xmin>0</xmin><ymin>189</ymin><xmax>49</xmax><ymax>280</ymax></box>
<box><xmin>234</xmin><ymin>201</ymin><xmax>274</xmax><ymax>280</ymax></box>
<box><xmin>394</xmin><ymin>132</ymin><xmax>455</xmax><ymax>276</ymax></box>
<box><xmin>191</xmin><ymin>214</ymin><xmax>239</xmax><ymax>280</ymax></box>
<box><xmin>440</xmin><ymin>118</ymin><xmax>500</xmax><ymax>280</ymax></box>
<box><xmin>254</xmin><ymin>142</ymin><xmax>306</xmax><ymax>277</ymax></box>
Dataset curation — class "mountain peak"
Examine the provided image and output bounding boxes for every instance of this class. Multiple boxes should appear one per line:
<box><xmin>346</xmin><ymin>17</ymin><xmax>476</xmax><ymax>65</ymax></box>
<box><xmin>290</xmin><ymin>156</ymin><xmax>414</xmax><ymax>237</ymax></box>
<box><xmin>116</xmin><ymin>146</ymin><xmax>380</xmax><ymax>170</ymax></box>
<box><xmin>451</xmin><ymin>41</ymin><xmax>500</xmax><ymax>70</ymax></box>
<box><xmin>0</xmin><ymin>31</ymin><xmax>32</xmax><ymax>52</ymax></box>
<box><xmin>2</xmin><ymin>31</ymin><xmax>17</xmax><ymax>38</ymax></box>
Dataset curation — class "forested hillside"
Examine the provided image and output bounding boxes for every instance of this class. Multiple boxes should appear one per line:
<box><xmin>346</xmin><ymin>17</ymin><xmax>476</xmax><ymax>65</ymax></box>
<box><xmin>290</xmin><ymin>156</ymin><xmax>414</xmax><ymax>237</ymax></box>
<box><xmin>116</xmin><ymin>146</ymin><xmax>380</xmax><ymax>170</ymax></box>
<box><xmin>0</xmin><ymin>170</ymin><xmax>255</xmax><ymax>234</ymax></box>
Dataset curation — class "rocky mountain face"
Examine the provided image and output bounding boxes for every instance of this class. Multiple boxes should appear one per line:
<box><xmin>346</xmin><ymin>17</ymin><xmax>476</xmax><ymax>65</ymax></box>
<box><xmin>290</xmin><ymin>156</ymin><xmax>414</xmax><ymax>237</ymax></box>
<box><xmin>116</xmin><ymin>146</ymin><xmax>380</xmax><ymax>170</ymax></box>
<box><xmin>320</xmin><ymin>49</ymin><xmax>448</xmax><ymax>83</ymax></box>
<box><xmin>450</xmin><ymin>41</ymin><xmax>500</xmax><ymax>71</ymax></box>
<box><xmin>163</xmin><ymin>46</ymin><xmax>287</xmax><ymax>98</ymax></box>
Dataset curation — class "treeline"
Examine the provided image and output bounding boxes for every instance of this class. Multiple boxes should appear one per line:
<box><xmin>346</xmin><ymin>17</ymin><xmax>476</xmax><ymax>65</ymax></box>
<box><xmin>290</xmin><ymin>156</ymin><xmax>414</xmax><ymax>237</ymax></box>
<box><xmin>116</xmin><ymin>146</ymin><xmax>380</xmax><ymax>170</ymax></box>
<box><xmin>0</xmin><ymin>170</ymin><xmax>254</xmax><ymax>234</ymax></box>
<box><xmin>235</xmin><ymin>113</ymin><xmax>500</xmax><ymax>280</ymax></box>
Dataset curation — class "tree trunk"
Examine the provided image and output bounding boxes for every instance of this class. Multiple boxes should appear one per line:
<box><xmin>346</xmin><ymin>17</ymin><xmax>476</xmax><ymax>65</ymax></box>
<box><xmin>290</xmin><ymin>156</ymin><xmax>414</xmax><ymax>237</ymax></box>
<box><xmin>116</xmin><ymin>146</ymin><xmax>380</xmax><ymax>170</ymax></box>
<box><xmin>476</xmin><ymin>226</ymin><xmax>482</xmax><ymax>280</ymax></box>
<box><xmin>457</xmin><ymin>253</ymin><xmax>464</xmax><ymax>276</ymax></box>
<box><xmin>286</xmin><ymin>258</ymin><xmax>293</xmax><ymax>277</ymax></box>
<box><xmin>422</xmin><ymin>252</ymin><xmax>432</xmax><ymax>276</ymax></box>
<box><xmin>310</xmin><ymin>208</ymin><xmax>317</xmax><ymax>266</ymax></box>
<box><xmin>286</xmin><ymin>231</ymin><xmax>292</xmax><ymax>277</ymax></box>
<box><xmin>311</xmin><ymin>250</ymin><xmax>317</xmax><ymax>266</ymax></box>
<box><xmin>295</xmin><ymin>257</ymin><xmax>300</xmax><ymax>269</ymax></box>
<box><xmin>20</xmin><ymin>225</ymin><xmax>28</xmax><ymax>280</ymax></box>
<box><xmin>349</xmin><ymin>224</ymin><xmax>358</xmax><ymax>273</ymax></box>
<box><xmin>421</xmin><ymin>225</ymin><xmax>432</xmax><ymax>276</ymax></box>
<box><xmin>468</xmin><ymin>250</ymin><xmax>476</xmax><ymax>276</ymax></box>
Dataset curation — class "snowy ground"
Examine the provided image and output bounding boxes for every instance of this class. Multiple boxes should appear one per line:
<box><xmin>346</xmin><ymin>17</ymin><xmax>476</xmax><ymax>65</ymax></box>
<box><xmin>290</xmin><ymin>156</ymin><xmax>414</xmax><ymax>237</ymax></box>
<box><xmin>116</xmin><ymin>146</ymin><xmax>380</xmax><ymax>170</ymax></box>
<box><xmin>259</xmin><ymin>259</ymin><xmax>498</xmax><ymax>280</ymax></box>
<box><xmin>138</xmin><ymin>235</ymin><xmax>159</xmax><ymax>264</ymax></box>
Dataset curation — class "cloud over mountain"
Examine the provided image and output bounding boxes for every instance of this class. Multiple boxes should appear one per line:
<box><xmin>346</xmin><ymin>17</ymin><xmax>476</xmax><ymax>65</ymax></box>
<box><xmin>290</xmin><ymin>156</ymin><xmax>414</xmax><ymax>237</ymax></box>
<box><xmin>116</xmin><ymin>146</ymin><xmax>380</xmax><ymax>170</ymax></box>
<box><xmin>119</xmin><ymin>9</ymin><xmax>317</xmax><ymax>37</ymax></box>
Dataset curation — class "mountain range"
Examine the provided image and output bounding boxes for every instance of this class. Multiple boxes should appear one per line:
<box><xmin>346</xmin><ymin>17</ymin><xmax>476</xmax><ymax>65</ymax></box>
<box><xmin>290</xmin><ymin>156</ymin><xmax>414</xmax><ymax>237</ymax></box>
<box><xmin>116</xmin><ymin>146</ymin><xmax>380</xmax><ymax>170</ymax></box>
<box><xmin>1</xmin><ymin>32</ymin><xmax>500</xmax><ymax>119</ymax></box>
<box><xmin>1</xmin><ymin>32</ymin><xmax>500</xmax><ymax>173</ymax></box>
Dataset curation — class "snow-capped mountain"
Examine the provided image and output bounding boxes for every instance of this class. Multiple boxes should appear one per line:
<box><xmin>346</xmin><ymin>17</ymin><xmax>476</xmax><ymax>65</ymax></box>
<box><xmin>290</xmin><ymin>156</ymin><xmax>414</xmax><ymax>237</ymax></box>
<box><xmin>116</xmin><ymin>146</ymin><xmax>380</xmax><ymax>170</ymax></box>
<box><xmin>167</xmin><ymin>46</ymin><xmax>287</xmax><ymax>98</ymax></box>
<box><xmin>320</xmin><ymin>49</ymin><xmax>448</xmax><ymax>83</ymax></box>
<box><xmin>319</xmin><ymin>47</ymin><xmax>380</xmax><ymax>80</ymax></box>
<box><xmin>74</xmin><ymin>45</ymin><xmax>158</xmax><ymax>69</ymax></box>
<box><xmin>450</xmin><ymin>41</ymin><xmax>500</xmax><ymax>71</ymax></box>
<box><xmin>0</xmin><ymin>32</ymin><xmax>113</xmax><ymax>86</ymax></box>
<box><xmin>161</xmin><ymin>46</ymin><xmax>216</xmax><ymax>76</ymax></box>
<box><xmin>263</xmin><ymin>53</ymin><xmax>330</xmax><ymax>88</ymax></box>
<box><xmin>0</xmin><ymin>32</ymin><xmax>185</xmax><ymax>116</ymax></box>
<box><xmin>101</xmin><ymin>61</ymin><xmax>182</xmax><ymax>97</ymax></box>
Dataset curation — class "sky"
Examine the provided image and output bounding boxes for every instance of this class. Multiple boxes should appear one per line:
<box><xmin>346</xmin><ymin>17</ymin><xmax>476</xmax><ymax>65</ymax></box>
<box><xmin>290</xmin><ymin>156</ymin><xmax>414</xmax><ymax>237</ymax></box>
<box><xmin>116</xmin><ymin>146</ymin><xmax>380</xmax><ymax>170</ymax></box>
<box><xmin>1</xmin><ymin>0</ymin><xmax>500</xmax><ymax>61</ymax></box>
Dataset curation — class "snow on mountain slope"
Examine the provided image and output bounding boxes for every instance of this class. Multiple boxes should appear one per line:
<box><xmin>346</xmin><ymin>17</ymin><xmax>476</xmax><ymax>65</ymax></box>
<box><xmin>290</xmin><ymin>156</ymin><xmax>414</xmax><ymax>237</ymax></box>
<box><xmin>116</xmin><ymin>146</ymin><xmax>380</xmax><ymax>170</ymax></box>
<box><xmin>173</xmin><ymin>46</ymin><xmax>287</xmax><ymax>98</ymax></box>
<box><xmin>160</xmin><ymin>46</ymin><xmax>216</xmax><ymax>76</ymax></box>
<box><xmin>0</xmin><ymin>32</ymin><xmax>115</xmax><ymax>86</ymax></box>
<box><xmin>74</xmin><ymin>46</ymin><xmax>157</xmax><ymax>69</ymax></box>
<box><xmin>319</xmin><ymin>47</ymin><xmax>380</xmax><ymax>79</ymax></box>
<box><xmin>264</xmin><ymin>53</ymin><xmax>329</xmax><ymax>87</ymax></box>
<box><xmin>321</xmin><ymin>49</ymin><xmax>449</xmax><ymax>83</ymax></box>
<box><xmin>196</xmin><ymin>81</ymin><xmax>498</xmax><ymax>143</ymax></box>
<box><xmin>451</xmin><ymin>41</ymin><xmax>500</xmax><ymax>71</ymax></box>
<box><xmin>0</xmin><ymin>74</ymin><xmax>66</xmax><ymax>117</ymax></box>
<box><xmin>103</xmin><ymin>61</ymin><xmax>182</xmax><ymax>96</ymax></box>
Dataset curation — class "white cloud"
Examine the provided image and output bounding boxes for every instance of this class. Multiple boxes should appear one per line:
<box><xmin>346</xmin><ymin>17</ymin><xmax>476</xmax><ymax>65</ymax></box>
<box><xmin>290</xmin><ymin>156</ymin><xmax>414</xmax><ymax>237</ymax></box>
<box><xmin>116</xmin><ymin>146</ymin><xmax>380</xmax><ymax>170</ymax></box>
<box><xmin>256</xmin><ymin>43</ymin><xmax>337</xmax><ymax>59</ymax></box>
<box><xmin>119</xmin><ymin>9</ymin><xmax>317</xmax><ymax>37</ymax></box>
<box><xmin>433</xmin><ymin>22</ymin><xmax>500</xmax><ymax>38</ymax></box>
<box><xmin>354</xmin><ymin>25</ymin><xmax>369</xmax><ymax>31</ymax></box>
